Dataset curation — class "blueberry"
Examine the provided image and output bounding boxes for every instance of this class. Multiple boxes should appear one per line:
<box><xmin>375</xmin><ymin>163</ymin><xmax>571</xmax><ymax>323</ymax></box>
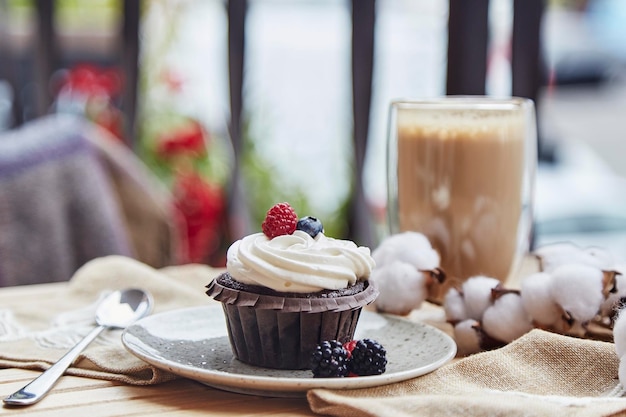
<box><xmin>296</xmin><ymin>216</ymin><xmax>323</xmax><ymax>238</ymax></box>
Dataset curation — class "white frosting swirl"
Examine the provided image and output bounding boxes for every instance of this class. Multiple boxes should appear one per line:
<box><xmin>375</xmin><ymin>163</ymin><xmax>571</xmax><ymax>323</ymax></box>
<box><xmin>226</xmin><ymin>230</ymin><xmax>375</xmax><ymax>293</ymax></box>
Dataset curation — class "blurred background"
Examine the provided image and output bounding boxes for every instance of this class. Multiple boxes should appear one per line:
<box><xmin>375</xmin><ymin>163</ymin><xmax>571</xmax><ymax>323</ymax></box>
<box><xmin>1</xmin><ymin>0</ymin><xmax>626</xmax><ymax>281</ymax></box>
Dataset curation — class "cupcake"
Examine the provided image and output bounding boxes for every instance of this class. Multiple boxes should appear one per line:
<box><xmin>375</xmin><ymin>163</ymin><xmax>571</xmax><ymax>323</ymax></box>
<box><xmin>206</xmin><ymin>202</ymin><xmax>377</xmax><ymax>369</ymax></box>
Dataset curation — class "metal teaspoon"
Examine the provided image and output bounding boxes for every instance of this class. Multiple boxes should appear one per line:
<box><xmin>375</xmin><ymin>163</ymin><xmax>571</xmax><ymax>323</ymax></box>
<box><xmin>3</xmin><ymin>288</ymin><xmax>153</xmax><ymax>406</ymax></box>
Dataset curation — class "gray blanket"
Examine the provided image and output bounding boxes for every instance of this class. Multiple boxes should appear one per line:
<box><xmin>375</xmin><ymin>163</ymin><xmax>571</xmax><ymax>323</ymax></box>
<box><xmin>0</xmin><ymin>115</ymin><xmax>133</xmax><ymax>286</ymax></box>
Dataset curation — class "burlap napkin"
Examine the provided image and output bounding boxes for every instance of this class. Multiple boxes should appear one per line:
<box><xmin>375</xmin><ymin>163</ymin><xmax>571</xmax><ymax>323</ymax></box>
<box><xmin>308</xmin><ymin>329</ymin><xmax>626</xmax><ymax>417</ymax></box>
<box><xmin>0</xmin><ymin>256</ymin><xmax>219</xmax><ymax>385</ymax></box>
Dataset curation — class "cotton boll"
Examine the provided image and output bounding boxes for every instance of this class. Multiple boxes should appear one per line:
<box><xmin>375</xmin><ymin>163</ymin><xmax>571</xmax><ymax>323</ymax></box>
<box><xmin>613</xmin><ymin>308</ymin><xmax>626</xmax><ymax>359</ymax></box>
<box><xmin>461</xmin><ymin>276</ymin><xmax>501</xmax><ymax>321</ymax></box>
<box><xmin>534</xmin><ymin>243</ymin><xmax>583</xmax><ymax>272</ymax></box>
<box><xmin>550</xmin><ymin>263</ymin><xmax>605</xmax><ymax>323</ymax></box>
<box><xmin>444</xmin><ymin>287</ymin><xmax>467</xmax><ymax>324</ymax></box>
<box><xmin>370</xmin><ymin>260</ymin><xmax>428</xmax><ymax>315</ymax></box>
<box><xmin>482</xmin><ymin>293</ymin><xmax>533</xmax><ymax>343</ymax></box>
<box><xmin>373</xmin><ymin>232</ymin><xmax>440</xmax><ymax>270</ymax></box>
<box><xmin>534</xmin><ymin>242</ymin><xmax>614</xmax><ymax>273</ymax></box>
<box><xmin>453</xmin><ymin>319</ymin><xmax>482</xmax><ymax>356</ymax></box>
<box><xmin>520</xmin><ymin>272</ymin><xmax>562</xmax><ymax>327</ymax></box>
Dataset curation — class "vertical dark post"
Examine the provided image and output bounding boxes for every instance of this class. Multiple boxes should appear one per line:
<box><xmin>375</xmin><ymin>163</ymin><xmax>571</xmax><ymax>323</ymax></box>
<box><xmin>0</xmin><ymin>10</ymin><xmax>7</xmax><ymax>83</ymax></box>
<box><xmin>34</xmin><ymin>0</ymin><xmax>57</xmax><ymax>118</ymax></box>
<box><xmin>227</xmin><ymin>0</ymin><xmax>249</xmax><ymax>239</ymax></box>
<box><xmin>0</xmin><ymin>4</ymin><xmax>19</xmax><ymax>127</ymax></box>
<box><xmin>512</xmin><ymin>0</ymin><xmax>547</xmax><ymax>163</ymax></box>
<box><xmin>511</xmin><ymin>0</ymin><xmax>544</xmax><ymax>102</ymax></box>
<box><xmin>349</xmin><ymin>0</ymin><xmax>375</xmax><ymax>246</ymax></box>
<box><xmin>121</xmin><ymin>0</ymin><xmax>140</xmax><ymax>147</ymax></box>
<box><xmin>446</xmin><ymin>0</ymin><xmax>489</xmax><ymax>95</ymax></box>
<box><xmin>228</xmin><ymin>0</ymin><xmax>246</xmax><ymax>161</ymax></box>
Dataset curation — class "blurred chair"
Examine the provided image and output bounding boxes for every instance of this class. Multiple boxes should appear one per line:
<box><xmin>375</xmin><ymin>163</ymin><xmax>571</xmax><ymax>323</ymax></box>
<box><xmin>0</xmin><ymin>114</ymin><xmax>178</xmax><ymax>287</ymax></box>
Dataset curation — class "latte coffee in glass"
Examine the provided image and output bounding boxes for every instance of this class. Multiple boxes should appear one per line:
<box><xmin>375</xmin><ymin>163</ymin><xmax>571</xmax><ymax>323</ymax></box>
<box><xmin>387</xmin><ymin>97</ymin><xmax>536</xmax><ymax>301</ymax></box>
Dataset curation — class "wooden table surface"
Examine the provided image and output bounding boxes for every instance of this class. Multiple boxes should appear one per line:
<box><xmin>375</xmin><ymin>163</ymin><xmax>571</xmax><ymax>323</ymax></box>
<box><xmin>1</xmin><ymin>368</ymin><xmax>317</xmax><ymax>416</ymax></box>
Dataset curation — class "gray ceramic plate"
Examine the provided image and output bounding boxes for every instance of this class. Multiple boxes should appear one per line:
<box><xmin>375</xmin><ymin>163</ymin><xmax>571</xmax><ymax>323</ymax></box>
<box><xmin>122</xmin><ymin>305</ymin><xmax>456</xmax><ymax>397</ymax></box>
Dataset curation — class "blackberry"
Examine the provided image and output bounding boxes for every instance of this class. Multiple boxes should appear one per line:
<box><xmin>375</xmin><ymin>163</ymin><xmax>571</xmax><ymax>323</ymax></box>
<box><xmin>348</xmin><ymin>338</ymin><xmax>387</xmax><ymax>376</ymax></box>
<box><xmin>310</xmin><ymin>340</ymin><xmax>350</xmax><ymax>378</ymax></box>
<box><xmin>296</xmin><ymin>216</ymin><xmax>323</xmax><ymax>238</ymax></box>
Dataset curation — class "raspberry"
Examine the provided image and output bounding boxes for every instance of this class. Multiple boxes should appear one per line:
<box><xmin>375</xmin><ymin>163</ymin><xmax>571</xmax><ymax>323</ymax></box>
<box><xmin>261</xmin><ymin>202</ymin><xmax>298</xmax><ymax>239</ymax></box>
<box><xmin>310</xmin><ymin>340</ymin><xmax>350</xmax><ymax>378</ymax></box>
<box><xmin>343</xmin><ymin>340</ymin><xmax>358</xmax><ymax>359</ymax></box>
<box><xmin>348</xmin><ymin>338</ymin><xmax>387</xmax><ymax>376</ymax></box>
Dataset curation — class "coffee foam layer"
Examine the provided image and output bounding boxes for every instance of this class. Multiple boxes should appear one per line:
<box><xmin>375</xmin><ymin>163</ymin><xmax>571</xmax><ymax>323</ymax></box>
<box><xmin>397</xmin><ymin>109</ymin><xmax>526</xmax><ymax>142</ymax></box>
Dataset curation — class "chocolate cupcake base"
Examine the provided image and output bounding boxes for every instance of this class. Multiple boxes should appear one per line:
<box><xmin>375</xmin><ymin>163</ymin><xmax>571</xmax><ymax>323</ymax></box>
<box><xmin>206</xmin><ymin>273</ymin><xmax>378</xmax><ymax>370</ymax></box>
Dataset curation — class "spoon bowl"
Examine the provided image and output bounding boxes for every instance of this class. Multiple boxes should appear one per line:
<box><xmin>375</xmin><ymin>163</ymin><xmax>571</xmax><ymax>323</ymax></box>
<box><xmin>3</xmin><ymin>288</ymin><xmax>153</xmax><ymax>406</ymax></box>
<box><xmin>96</xmin><ymin>288</ymin><xmax>153</xmax><ymax>328</ymax></box>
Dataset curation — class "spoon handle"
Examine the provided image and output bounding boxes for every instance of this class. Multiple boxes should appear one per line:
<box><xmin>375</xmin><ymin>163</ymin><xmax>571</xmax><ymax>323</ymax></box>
<box><xmin>3</xmin><ymin>325</ymin><xmax>106</xmax><ymax>406</ymax></box>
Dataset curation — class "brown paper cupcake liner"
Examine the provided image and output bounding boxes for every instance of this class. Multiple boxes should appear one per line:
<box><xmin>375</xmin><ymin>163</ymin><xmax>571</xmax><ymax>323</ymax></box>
<box><xmin>206</xmin><ymin>277</ymin><xmax>378</xmax><ymax>313</ymax></box>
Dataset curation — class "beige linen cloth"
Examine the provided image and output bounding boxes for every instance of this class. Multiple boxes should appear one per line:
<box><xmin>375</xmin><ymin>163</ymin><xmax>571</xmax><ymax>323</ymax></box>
<box><xmin>0</xmin><ymin>255</ymin><xmax>217</xmax><ymax>385</ymax></box>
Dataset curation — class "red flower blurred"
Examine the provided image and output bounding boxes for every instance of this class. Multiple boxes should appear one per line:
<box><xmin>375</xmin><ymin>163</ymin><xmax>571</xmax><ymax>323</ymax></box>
<box><xmin>63</xmin><ymin>64</ymin><xmax>122</xmax><ymax>98</ymax></box>
<box><xmin>55</xmin><ymin>63</ymin><xmax>126</xmax><ymax>143</ymax></box>
<box><xmin>157</xmin><ymin>120</ymin><xmax>207</xmax><ymax>159</ymax></box>
<box><xmin>172</xmin><ymin>171</ymin><xmax>225</xmax><ymax>264</ymax></box>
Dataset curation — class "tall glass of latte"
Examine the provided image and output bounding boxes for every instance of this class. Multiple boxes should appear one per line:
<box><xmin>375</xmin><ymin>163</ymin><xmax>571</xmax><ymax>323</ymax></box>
<box><xmin>386</xmin><ymin>97</ymin><xmax>536</xmax><ymax>302</ymax></box>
